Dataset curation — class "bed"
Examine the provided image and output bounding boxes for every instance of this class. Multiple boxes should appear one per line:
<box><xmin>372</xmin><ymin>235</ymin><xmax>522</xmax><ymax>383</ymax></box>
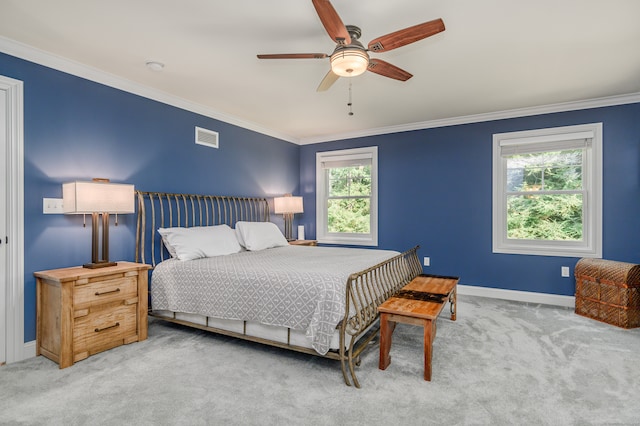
<box><xmin>135</xmin><ymin>191</ymin><xmax>421</xmax><ymax>387</ymax></box>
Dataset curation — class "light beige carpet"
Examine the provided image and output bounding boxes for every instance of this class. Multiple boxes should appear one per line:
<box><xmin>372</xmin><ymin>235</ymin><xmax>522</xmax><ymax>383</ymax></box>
<box><xmin>1</xmin><ymin>295</ymin><xmax>639</xmax><ymax>425</ymax></box>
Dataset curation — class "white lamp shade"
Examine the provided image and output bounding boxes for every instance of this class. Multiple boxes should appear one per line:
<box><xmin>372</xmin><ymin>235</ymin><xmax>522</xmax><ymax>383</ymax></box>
<box><xmin>63</xmin><ymin>181</ymin><xmax>135</xmax><ymax>214</ymax></box>
<box><xmin>274</xmin><ymin>196</ymin><xmax>303</xmax><ymax>214</ymax></box>
<box><xmin>330</xmin><ymin>49</ymin><xmax>369</xmax><ymax>77</ymax></box>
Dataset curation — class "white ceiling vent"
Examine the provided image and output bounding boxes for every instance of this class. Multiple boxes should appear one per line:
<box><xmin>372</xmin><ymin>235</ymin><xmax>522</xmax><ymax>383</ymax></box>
<box><xmin>195</xmin><ymin>126</ymin><xmax>219</xmax><ymax>149</ymax></box>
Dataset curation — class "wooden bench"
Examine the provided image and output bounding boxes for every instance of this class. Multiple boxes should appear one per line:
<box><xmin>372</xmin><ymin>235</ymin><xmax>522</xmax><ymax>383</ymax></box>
<box><xmin>378</xmin><ymin>274</ymin><xmax>458</xmax><ymax>381</ymax></box>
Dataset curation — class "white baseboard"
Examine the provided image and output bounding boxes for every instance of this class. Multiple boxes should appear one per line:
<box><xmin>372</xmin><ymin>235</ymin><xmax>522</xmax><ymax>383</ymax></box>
<box><xmin>458</xmin><ymin>284</ymin><xmax>575</xmax><ymax>308</ymax></box>
<box><xmin>23</xmin><ymin>340</ymin><xmax>36</xmax><ymax>360</ymax></box>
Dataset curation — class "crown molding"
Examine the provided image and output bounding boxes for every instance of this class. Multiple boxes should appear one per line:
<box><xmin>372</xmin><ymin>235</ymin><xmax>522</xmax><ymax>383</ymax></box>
<box><xmin>2</xmin><ymin>36</ymin><xmax>639</xmax><ymax>147</ymax></box>
<box><xmin>0</xmin><ymin>36</ymin><xmax>298</xmax><ymax>144</ymax></box>
<box><xmin>298</xmin><ymin>92</ymin><xmax>640</xmax><ymax>145</ymax></box>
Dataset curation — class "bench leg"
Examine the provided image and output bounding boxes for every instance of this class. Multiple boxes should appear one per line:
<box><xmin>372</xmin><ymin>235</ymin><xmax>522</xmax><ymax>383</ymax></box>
<box><xmin>379</xmin><ymin>313</ymin><xmax>396</xmax><ymax>370</ymax></box>
<box><xmin>449</xmin><ymin>287</ymin><xmax>457</xmax><ymax>321</ymax></box>
<box><xmin>424</xmin><ymin>319</ymin><xmax>434</xmax><ymax>381</ymax></box>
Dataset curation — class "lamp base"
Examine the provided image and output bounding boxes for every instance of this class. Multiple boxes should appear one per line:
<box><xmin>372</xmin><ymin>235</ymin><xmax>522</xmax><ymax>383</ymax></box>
<box><xmin>83</xmin><ymin>261</ymin><xmax>117</xmax><ymax>269</ymax></box>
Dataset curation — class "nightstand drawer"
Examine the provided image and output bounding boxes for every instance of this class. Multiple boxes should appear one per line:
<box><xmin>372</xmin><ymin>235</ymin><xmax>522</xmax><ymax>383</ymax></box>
<box><xmin>74</xmin><ymin>275</ymin><xmax>138</xmax><ymax>307</ymax></box>
<box><xmin>73</xmin><ymin>303</ymin><xmax>138</xmax><ymax>361</ymax></box>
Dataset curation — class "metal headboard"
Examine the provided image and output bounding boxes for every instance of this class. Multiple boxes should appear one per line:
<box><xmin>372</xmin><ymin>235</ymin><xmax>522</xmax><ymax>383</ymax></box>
<box><xmin>135</xmin><ymin>191</ymin><xmax>270</xmax><ymax>267</ymax></box>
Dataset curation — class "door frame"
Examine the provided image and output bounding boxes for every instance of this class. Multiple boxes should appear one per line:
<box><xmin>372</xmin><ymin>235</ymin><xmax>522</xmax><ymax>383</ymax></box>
<box><xmin>1</xmin><ymin>75</ymin><xmax>25</xmax><ymax>364</ymax></box>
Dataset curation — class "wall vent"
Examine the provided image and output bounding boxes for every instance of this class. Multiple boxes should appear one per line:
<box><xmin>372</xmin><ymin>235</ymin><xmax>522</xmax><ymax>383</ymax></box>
<box><xmin>195</xmin><ymin>126</ymin><xmax>219</xmax><ymax>149</ymax></box>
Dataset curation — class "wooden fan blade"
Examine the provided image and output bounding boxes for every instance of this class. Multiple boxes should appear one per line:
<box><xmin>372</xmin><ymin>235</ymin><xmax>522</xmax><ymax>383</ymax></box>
<box><xmin>367</xmin><ymin>59</ymin><xmax>413</xmax><ymax>81</ymax></box>
<box><xmin>368</xmin><ymin>18</ymin><xmax>445</xmax><ymax>53</ymax></box>
<box><xmin>257</xmin><ymin>53</ymin><xmax>328</xmax><ymax>59</ymax></box>
<box><xmin>317</xmin><ymin>70</ymin><xmax>340</xmax><ymax>92</ymax></box>
<box><xmin>312</xmin><ymin>0</ymin><xmax>351</xmax><ymax>45</ymax></box>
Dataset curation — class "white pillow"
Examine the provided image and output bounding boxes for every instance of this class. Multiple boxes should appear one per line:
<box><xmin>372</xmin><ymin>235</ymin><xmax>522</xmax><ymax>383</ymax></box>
<box><xmin>235</xmin><ymin>221</ymin><xmax>288</xmax><ymax>251</ymax></box>
<box><xmin>160</xmin><ymin>233</ymin><xmax>178</xmax><ymax>258</ymax></box>
<box><xmin>157</xmin><ymin>225</ymin><xmax>242</xmax><ymax>260</ymax></box>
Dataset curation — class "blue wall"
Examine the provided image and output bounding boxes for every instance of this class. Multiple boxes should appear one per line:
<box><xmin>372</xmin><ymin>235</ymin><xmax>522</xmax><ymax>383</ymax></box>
<box><xmin>0</xmin><ymin>52</ymin><xmax>300</xmax><ymax>342</ymax></box>
<box><xmin>300</xmin><ymin>103</ymin><xmax>640</xmax><ymax>297</ymax></box>
<box><xmin>3</xmin><ymin>49</ymin><xmax>640</xmax><ymax>344</ymax></box>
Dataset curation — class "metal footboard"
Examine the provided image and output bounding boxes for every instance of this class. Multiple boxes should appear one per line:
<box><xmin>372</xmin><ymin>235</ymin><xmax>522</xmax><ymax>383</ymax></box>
<box><xmin>338</xmin><ymin>246</ymin><xmax>422</xmax><ymax>387</ymax></box>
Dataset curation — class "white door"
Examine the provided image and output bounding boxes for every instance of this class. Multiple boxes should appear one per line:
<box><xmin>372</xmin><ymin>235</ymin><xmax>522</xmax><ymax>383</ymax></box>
<box><xmin>0</xmin><ymin>88</ymin><xmax>7</xmax><ymax>365</ymax></box>
<box><xmin>0</xmin><ymin>75</ymin><xmax>23</xmax><ymax>365</ymax></box>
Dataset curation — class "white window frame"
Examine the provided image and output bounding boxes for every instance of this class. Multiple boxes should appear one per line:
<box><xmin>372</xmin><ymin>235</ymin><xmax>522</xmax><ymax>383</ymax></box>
<box><xmin>316</xmin><ymin>146</ymin><xmax>378</xmax><ymax>246</ymax></box>
<box><xmin>492</xmin><ymin>123</ymin><xmax>602</xmax><ymax>258</ymax></box>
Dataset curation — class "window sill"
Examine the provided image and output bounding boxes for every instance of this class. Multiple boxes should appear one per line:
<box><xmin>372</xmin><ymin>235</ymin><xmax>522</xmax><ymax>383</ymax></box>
<box><xmin>493</xmin><ymin>242</ymin><xmax>601</xmax><ymax>258</ymax></box>
<box><xmin>317</xmin><ymin>236</ymin><xmax>377</xmax><ymax>247</ymax></box>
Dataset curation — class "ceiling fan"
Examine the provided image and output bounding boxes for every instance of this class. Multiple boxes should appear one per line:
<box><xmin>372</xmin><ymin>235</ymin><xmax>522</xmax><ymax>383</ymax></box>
<box><xmin>257</xmin><ymin>0</ymin><xmax>445</xmax><ymax>92</ymax></box>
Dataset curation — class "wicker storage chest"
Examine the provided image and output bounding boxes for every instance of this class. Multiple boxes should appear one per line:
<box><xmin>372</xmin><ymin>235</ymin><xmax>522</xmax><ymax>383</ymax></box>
<box><xmin>575</xmin><ymin>258</ymin><xmax>640</xmax><ymax>328</ymax></box>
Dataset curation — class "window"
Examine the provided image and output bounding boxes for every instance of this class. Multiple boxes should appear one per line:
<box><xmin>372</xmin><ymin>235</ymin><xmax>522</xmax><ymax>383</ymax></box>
<box><xmin>316</xmin><ymin>147</ymin><xmax>378</xmax><ymax>246</ymax></box>
<box><xmin>492</xmin><ymin>123</ymin><xmax>602</xmax><ymax>257</ymax></box>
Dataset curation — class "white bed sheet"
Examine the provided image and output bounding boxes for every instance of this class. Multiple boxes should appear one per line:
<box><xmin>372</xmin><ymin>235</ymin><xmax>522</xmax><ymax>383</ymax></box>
<box><xmin>151</xmin><ymin>245</ymin><xmax>398</xmax><ymax>354</ymax></box>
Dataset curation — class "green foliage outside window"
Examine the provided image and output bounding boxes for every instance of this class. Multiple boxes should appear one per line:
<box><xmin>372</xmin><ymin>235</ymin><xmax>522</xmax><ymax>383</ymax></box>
<box><xmin>507</xmin><ymin>194</ymin><xmax>583</xmax><ymax>240</ymax></box>
<box><xmin>327</xmin><ymin>166</ymin><xmax>371</xmax><ymax>234</ymax></box>
<box><xmin>506</xmin><ymin>149</ymin><xmax>584</xmax><ymax>241</ymax></box>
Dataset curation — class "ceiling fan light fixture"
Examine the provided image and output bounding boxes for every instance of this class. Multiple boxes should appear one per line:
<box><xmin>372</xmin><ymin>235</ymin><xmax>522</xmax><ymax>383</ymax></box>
<box><xmin>330</xmin><ymin>49</ymin><xmax>369</xmax><ymax>77</ymax></box>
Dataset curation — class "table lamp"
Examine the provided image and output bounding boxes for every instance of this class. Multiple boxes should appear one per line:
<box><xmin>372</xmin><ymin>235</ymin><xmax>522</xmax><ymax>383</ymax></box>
<box><xmin>63</xmin><ymin>178</ymin><xmax>135</xmax><ymax>268</ymax></box>
<box><xmin>273</xmin><ymin>194</ymin><xmax>303</xmax><ymax>241</ymax></box>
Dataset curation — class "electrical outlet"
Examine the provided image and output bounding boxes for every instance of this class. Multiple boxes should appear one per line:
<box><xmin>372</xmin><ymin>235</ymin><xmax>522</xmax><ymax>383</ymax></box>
<box><xmin>561</xmin><ymin>266</ymin><xmax>570</xmax><ymax>277</ymax></box>
<box><xmin>423</xmin><ymin>257</ymin><xmax>430</xmax><ymax>267</ymax></box>
<box><xmin>43</xmin><ymin>198</ymin><xmax>64</xmax><ymax>214</ymax></box>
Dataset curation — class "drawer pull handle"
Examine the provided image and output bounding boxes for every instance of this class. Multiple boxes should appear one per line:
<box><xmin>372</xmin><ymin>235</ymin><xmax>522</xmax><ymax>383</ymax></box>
<box><xmin>95</xmin><ymin>288</ymin><xmax>120</xmax><ymax>296</ymax></box>
<box><xmin>95</xmin><ymin>322</ymin><xmax>120</xmax><ymax>333</ymax></box>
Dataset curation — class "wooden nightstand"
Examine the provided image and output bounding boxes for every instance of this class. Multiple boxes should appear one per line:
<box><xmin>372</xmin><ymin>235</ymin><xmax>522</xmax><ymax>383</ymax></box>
<box><xmin>289</xmin><ymin>240</ymin><xmax>318</xmax><ymax>246</ymax></box>
<box><xmin>35</xmin><ymin>261</ymin><xmax>151</xmax><ymax>368</ymax></box>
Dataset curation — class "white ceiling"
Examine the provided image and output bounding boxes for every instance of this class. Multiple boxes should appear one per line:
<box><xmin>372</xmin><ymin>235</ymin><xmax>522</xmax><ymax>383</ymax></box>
<box><xmin>1</xmin><ymin>0</ymin><xmax>639</xmax><ymax>144</ymax></box>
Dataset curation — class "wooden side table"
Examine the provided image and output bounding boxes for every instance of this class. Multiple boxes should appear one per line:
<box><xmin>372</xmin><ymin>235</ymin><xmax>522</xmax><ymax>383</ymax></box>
<box><xmin>378</xmin><ymin>274</ymin><xmax>458</xmax><ymax>381</ymax></box>
<box><xmin>35</xmin><ymin>261</ymin><xmax>151</xmax><ymax>368</ymax></box>
<box><xmin>288</xmin><ymin>240</ymin><xmax>318</xmax><ymax>246</ymax></box>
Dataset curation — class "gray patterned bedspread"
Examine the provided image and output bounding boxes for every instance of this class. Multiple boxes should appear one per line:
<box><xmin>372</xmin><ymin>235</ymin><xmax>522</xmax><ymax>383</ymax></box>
<box><xmin>151</xmin><ymin>245</ymin><xmax>398</xmax><ymax>354</ymax></box>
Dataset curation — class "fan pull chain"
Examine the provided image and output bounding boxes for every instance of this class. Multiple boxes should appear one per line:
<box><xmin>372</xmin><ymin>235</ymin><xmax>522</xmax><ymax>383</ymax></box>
<box><xmin>347</xmin><ymin>82</ymin><xmax>354</xmax><ymax>116</ymax></box>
